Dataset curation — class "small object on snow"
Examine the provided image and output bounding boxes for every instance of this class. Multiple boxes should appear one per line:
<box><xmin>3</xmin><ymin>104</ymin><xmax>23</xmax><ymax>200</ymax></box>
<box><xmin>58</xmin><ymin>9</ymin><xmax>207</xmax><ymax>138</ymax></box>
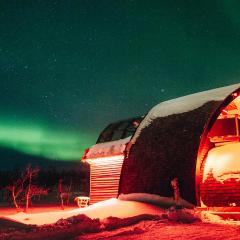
<box><xmin>74</xmin><ymin>196</ymin><xmax>90</xmax><ymax>208</ymax></box>
<box><xmin>171</xmin><ymin>178</ymin><xmax>180</xmax><ymax>204</ymax></box>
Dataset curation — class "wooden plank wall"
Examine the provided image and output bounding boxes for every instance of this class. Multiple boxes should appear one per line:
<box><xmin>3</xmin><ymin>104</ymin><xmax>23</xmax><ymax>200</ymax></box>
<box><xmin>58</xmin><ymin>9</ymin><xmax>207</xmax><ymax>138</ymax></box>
<box><xmin>89</xmin><ymin>156</ymin><xmax>124</xmax><ymax>204</ymax></box>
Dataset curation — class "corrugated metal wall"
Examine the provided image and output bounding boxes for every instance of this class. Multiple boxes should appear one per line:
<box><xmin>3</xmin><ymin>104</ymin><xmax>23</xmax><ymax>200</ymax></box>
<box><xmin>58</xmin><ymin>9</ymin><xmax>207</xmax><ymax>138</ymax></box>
<box><xmin>89</xmin><ymin>155</ymin><xmax>124</xmax><ymax>204</ymax></box>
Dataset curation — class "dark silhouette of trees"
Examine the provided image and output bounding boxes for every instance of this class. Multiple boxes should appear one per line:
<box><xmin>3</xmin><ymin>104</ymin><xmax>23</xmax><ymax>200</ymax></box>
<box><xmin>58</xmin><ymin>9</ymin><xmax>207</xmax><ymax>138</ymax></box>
<box><xmin>5</xmin><ymin>165</ymin><xmax>48</xmax><ymax>212</ymax></box>
<box><xmin>0</xmin><ymin>163</ymin><xmax>90</xmax><ymax>208</ymax></box>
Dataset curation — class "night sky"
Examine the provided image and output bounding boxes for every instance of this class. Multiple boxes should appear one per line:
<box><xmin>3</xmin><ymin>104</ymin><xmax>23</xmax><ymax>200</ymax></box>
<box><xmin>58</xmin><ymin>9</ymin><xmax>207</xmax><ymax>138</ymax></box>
<box><xmin>1</xmin><ymin>0</ymin><xmax>240</xmax><ymax>161</ymax></box>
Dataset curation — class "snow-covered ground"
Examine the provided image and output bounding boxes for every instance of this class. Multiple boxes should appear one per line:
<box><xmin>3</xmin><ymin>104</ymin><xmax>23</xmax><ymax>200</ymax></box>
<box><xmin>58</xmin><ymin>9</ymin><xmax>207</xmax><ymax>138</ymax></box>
<box><xmin>1</xmin><ymin>197</ymin><xmax>240</xmax><ymax>239</ymax></box>
<box><xmin>79</xmin><ymin>219</ymin><xmax>240</xmax><ymax>240</ymax></box>
<box><xmin>2</xmin><ymin>198</ymin><xmax>165</xmax><ymax>225</ymax></box>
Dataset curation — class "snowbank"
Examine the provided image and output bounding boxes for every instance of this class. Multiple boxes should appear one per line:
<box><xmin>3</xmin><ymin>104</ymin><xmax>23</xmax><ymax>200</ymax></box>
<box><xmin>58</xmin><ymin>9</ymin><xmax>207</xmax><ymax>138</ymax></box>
<box><xmin>5</xmin><ymin>198</ymin><xmax>165</xmax><ymax>225</ymax></box>
<box><xmin>0</xmin><ymin>216</ymin><xmax>32</xmax><ymax>229</ymax></box>
<box><xmin>118</xmin><ymin>193</ymin><xmax>195</xmax><ymax>209</ymax></box>
<box><xmin>2</xmin><ymin>199</ymin><xmax>240</xmax><ymax>240</ymax></box>
<box><xmin>4</xmin><ymin>196</ymin><xmax>239</xmax><ymax>227</ymax></box>
<box><xmin>203</xmin><ymin>142</ymin><xmax>240</xmax><ymax>182</ymax></box>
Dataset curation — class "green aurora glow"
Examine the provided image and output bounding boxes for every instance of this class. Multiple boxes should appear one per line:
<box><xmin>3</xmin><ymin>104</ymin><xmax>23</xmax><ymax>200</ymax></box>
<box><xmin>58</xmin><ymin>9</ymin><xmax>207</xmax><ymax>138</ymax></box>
<box><xmin>0</xmin><ymin>120</ymin><xmax>95</xmax><ymax>160</ymax></box>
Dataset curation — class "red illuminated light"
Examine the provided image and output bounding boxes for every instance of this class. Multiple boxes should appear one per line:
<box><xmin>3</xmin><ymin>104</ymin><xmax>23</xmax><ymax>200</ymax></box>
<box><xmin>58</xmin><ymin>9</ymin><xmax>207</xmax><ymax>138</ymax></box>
<box><xmin>85</xmin><ymin>155</ymin><xmax>124</xmax><ymax>164</ymax></box>
<box><xmin>221</xmin><ymin>109</ymin><xmax>228</xmax><ymax>115</ymax></box>
<box><xmin>232</xmin><ymin>92</ymin><xmax>238</xmax><ymax>98</ymax></box>
<box><xmin>82</xmin><ymin>148</ymin><xmax>90</xmax><ymax>160</ymax></box>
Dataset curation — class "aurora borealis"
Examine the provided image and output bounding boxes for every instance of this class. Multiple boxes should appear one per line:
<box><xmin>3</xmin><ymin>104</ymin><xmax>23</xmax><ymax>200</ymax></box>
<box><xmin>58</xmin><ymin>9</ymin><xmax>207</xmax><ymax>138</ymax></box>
<box><xmin>1</xmin><ymin>1</ymin><xmax>240</xmax><ymax>161</ymax></box>
<box><xmin>0</xmin><ymin>119</ymin><xmax>95</xmax><ymax>160</ymax></box>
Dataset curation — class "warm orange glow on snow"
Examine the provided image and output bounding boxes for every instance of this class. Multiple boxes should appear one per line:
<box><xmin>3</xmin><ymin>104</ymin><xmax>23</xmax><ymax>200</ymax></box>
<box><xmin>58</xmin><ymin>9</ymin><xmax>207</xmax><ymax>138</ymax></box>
<box><xmin>203</xmin><ymin>95</ymin><xmax>240</xmax><ymax>183</ymax></box>
<box><xmin>85</xmin><ymin>155</ymin><xmax>124</xmax><ymax>164</ymax></box>
<box><xmin>3</xmin><ymin>198</ymin><xmax>165</xmax><ymax>225</ymax></box>
<box><xmin>199</xmin><ymin>95</ymin><xmax>240</xmax><ymax>207</ymax></box>
<box><xmin>200</xmin><ymin>143</ymin><xmax>240</xmax><ymax>207</ymax></box>
<box><xmin>203</xmin><ymin>143</ymin><xmax>240</xmax><ymax>182</ymax></box>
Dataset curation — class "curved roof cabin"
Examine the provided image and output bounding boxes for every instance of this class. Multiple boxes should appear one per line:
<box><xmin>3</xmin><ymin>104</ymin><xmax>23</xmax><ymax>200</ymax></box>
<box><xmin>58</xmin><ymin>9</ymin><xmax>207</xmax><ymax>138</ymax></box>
<box><xmin>119</xmin><ymin>83</ymin><xmax>240</xmax><ymax>207</ymax></box>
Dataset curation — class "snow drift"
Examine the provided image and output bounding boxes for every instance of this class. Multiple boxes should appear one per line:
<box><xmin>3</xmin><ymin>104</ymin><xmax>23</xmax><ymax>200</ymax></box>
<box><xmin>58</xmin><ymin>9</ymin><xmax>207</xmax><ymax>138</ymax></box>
<box><xmin>118</xmin><ymin>193</ymin><xmax>195</xmax><ymax>209</ymax></box>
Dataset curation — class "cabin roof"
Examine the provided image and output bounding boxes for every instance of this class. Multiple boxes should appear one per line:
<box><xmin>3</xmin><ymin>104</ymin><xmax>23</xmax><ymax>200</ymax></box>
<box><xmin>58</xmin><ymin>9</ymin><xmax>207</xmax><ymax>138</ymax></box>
<box><xmin>131</xmin><ymin>83</ymin><xmax>240</xmax><ymax>144</ymax></box>
<box><xmin>85</xmin><ymin>136</ymin><xmax>131</xmax><ymax>159</ymax></box>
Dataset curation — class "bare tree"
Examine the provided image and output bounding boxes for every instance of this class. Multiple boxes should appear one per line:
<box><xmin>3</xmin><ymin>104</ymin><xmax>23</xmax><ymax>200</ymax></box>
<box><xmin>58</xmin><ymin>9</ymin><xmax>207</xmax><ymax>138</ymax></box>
<box><xmin>66</xmin><ymin>179</ymin><xmax>72</xmax><ymax>206</ymax></box>
<box><xmin>24</xmin><ymin>165</ymin><xmax>48</xmax><ymax>212</ymax></box>
<box><xmin>24</xmin><ymin>184</ymin><xmax>48</xmax><ymax>212</ymax></box>
<box><xmin>58</xmin><ymin>178</ymin><xmax>73</xmax><ymax>209</ymax></box>
<box><xmin>58</xmin><ymin>178</ymin><xmax>64</xmax><ymax>210</ymax></box>
<box><xmin>5</xmin><ymin>172</ymin><xmax>28</xmax><ymax>210</ymax></box>
<box><xmin>6</xmin><ymin>184</ymin><xmax>21</xmax><ymax>210</ymax></box>
<box><xmin>6</xmin><ymin>165</ymin><xmax>48</xmax><ymax>212</ymax></box>
<box><xmin>24</xmin><ymin>166</ymin><xmax>39</xmax><ymax>212</ymax></box>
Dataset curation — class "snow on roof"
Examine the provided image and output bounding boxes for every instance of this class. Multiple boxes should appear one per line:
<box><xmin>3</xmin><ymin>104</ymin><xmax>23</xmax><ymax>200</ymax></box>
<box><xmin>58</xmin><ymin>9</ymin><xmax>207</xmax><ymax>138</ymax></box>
<box><xmin>85</xmin><ymin>137</ymin><xmax>131</xmax><ymax>159</ymax></box>
<box><xmin>131</xmin><ymin>83</ymin><xmax>240</xmax><ymax>144</ymax></box>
